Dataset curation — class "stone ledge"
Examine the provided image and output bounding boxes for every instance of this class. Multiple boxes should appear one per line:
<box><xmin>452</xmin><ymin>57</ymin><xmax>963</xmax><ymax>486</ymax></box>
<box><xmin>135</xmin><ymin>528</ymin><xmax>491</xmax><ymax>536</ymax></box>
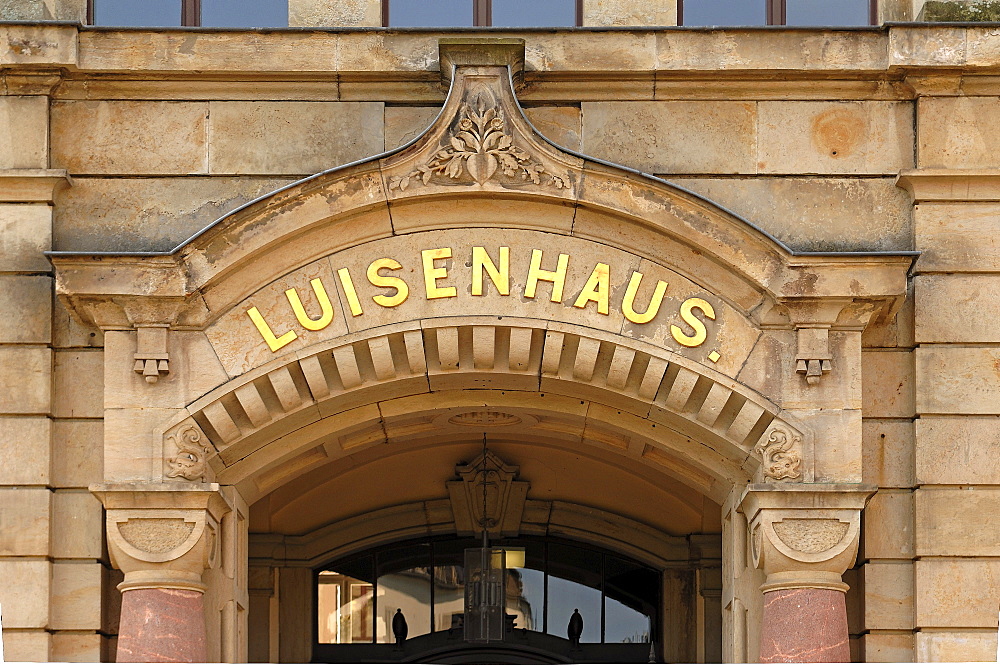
<box><xmin>897</xmin><ymin>168</ymin><xmax>1000</xmax><ymax>202</ymax></box>
<box><xmin>0</xmin><ymin>169</ymin><xmax>71</xmax><ymax>203</ymax></box>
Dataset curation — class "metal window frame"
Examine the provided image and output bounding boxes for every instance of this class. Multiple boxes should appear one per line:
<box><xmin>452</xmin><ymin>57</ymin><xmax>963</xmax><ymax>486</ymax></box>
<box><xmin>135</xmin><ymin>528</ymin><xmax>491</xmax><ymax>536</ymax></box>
<box><xmin>382</xmin><ymin>0</ymin><xmax>584</xmax><ymax>27</ymax></box>
<box><xmin>677</xmin><ymin>0</ymin><xmax>878</xmax><ymax>26</ymax></box>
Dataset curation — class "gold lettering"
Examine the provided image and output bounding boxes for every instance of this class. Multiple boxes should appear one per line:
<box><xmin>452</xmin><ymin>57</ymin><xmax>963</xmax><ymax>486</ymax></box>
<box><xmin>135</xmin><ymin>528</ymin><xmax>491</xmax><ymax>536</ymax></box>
<box><xmin>524</xmin><ymin>249</ymin><xmax>569</xmax><ymax>303</ymax></box>
<box><xmin>367</xmin><ymin>258</ymin><xmax>410</xmax><ymax>308</ymax></box>
<box><xmin>472</xmin><ymin>246</ymin><xmax>510</xmax><ymax>296</ymax></box>
<box><xmin>622</xmin><ymin>271</ymin><xmax>668</xmax><ymax>324</ymax></box>
<box><xmin>422</xmin><ymin>247</ymin><xmax>458</xmax><ymax>299</ymax></box>
<box><xmin>284</xmin><ymin>278</ymin><xmax>335</xmax><ymax>331</ymax></box>
<box><xmin>572</xmin><ymin>262</ymin><xmax>611</xmax><ymax>315</ymax></box>
<box><xmin>671</xmin><ymin>297</ymin><xmax>716</xmax><ymax>347</ymax></box>
<box><xmin>336</xmin><ymin>267</ymin><xmax>364</xmax><ymax>317</ymax></box>
<box><xmin>247</xmin><ymin>306</ymin><xmax>298</xmax><ymax>352</ymax></box>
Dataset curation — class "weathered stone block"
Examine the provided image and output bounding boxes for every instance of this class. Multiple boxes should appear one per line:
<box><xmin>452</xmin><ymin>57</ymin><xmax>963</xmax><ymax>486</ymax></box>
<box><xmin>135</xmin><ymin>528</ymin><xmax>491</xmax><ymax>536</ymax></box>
<box><xmin>916</xmin><ymin>559</ymin><xmax>1000</xmax><ymax>628</ymax></box>
<box><xmin>0</xmin><ymin>346</ymin><xmax>51</xmax><ymax>414</ymax></box>
<box><xmin>1</xmin><ymin>629</ymin><xmax>50</xmax><ymax>661</ymax></box>
<box><xmin>0</xmin><ymin>204</ymin><xmax>51</xmax><ymax>272</ymax></box>
<box><xmin>0</xmin><ymin>487</ymin><xmax>50</xmax><ymax>556</ymax></box>
<box><xmin>51</xmin><ymin>100</ymin><xmax>208</xmax><ymax>175</ymax></box>
<box><xmin>863</xmin><ymin>631</ymin><xmax>914</xmax><ymax>662</ymax></box>
<box><xmin>582</xmin><ymin>101</ymin><xmax>757</xmax><ymax>174</ymax></box>
<box><xmin>385</xmin><ymin>106</ymin><xmax>437</xmax><ymax>151</ymax></box>
<box><xmin>0</xmin><ymin>0</ymin><xmax>85</xmax><ymax>21</ymax></box>
<box><xmin>862</xmin><ymin>350</ymin><xmax>915</xmax><ymax>419</ymax></box>
<box><xmin>915</xmin><ymin>274</ymin><xmax>1000</xmax><ymax>343</ymax></box>
<box><xmin>52</xmin><ymin>350</ymin><xmax>103</xmax><ymax>419</ymax></box>
<box><xmin>863</xmin><ymin>286</ymin><xmax>915</xmax><ymax>350</ymax></box>
<box><xmin>915</xmin><ymin>203</ymin><xmax>1000</xmax><ymax>273</ymax></box>
<box><xmin>51</xmin><ymin>490</ymin><xmax>104</xmax><ymax>559</ymax></box>
<box><xmin>208</xmin><ymin>101</ymin><xmax>383</xmax><ymax>175</ymax></box>
<box><xmin>0</xmin><ymin>96</ymin><xmax>48</xmax><ymax>169</ymax></box>
<box><xmin>916</xmin><ymin>488</ymin><xmax>1000</xmax><ymax>556</ymax></box>
<box><xmin>757</xmin><ymin>101</ymin><xmax>913</xmax><ymax>175</ymax></box>
<box><xmin>54</xmin><ymin>176</ymin><xmax>296</xmax><ymax>252</ymax></box>
<box><xmin>0</xmin><ymin>416</ymin><xmax>50</xmax><ymax>485</ymax></box>
<box><xmin>53</xmin><ymin>297</ymin><xmax>103</xmax><ymax>349</ymax></box>
<box><xmin>862</xmin><ymin>419</ymin><xmax>915</xmax><ymax>488</ymax></box>
<box><xmin>0</xmin><ymin>560</ymin><xmax>50</xmax><ymax>627</ymax></box>
<box><xmin>51</xmin><ymin>419</ymin><xmax>102</xmax><ymax>488</ymax></box>
<box><xmin>288</xmin><ymin>0</ymin><xmax>380</xmax><ymax>26</ymax></box>
<box><xmin>916</xmin><ymin>416</ymin><xmax>1000</xmax><ymax>484</ymax></box>
<box><xmin>864</xmin><ymin>561</ymin><xmax>913</xmax><ymax>630</ymax></box>
<box><xmin>526</xmin><ymin>107</ymin><xmax>583</xmax><ymax>151</ymax></box>
<box><xmin>916</xmin><ymin>346</ymin><xmax>1000</xmax><ymax>415</ymax></box>
<box><xmin>863</xmin><ymin>490</ymin><xmax>913</xmax><ymax>560</ymax></box>
<box><xmin>50</xmin><ymin>561</ymin><xmax>102</xmax><ymax>630</ymax></box>
<box><xmin>0</xmin><ymin>275</ymin><xmax>51</xmax><ymax>344</ymax></box>
<box><xmin>916</xmin><ymin>630</ymin><xmax>997</xmax><ymax>662</ymax></box>
<box><xmin>583</xmin><ymin>0</ymin><xmax>676</xmax><ymax>25</ymax></box>
<box><xmin>918</xmin><ymin>97</ymin><xmax>1000</xmax><ymax>169</ymax></box>
<box><xmin>674</xmin><ymin>177</ymin><xmax>911</xmax><ymax>252</ymax></box>
<box><xmin>103</xmin><ymin>407</ymin><xmax>185</xmax><ymax>482</ymax></box>
<box><xmin>51</xmin><ymin>632</ymin><xmax>102</xmax><ymax>662</ymax></box>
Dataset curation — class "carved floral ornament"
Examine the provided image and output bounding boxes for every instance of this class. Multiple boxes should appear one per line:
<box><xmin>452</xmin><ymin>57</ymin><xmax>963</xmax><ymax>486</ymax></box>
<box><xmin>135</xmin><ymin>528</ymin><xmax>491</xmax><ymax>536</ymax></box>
<box><xmin>389</xmin><ymin>86</ymin><xmax>571</xmax><ymax>191</ymax></box>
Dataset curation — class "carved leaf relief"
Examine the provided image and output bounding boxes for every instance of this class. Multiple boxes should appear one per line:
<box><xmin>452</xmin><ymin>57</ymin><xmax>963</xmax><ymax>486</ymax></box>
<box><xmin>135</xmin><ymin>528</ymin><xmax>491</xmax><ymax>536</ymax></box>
<box><xmin>753</xmin><ymin>425</ymin><xmax>803</xmax><ymax>482</ymax></box>
<box><xmin>773</xmin><ymin>518</ymin><xmax>849</xmax><ymax>554</ymax></box>
<box><xmin>389</xmin><ymin>98</ymin><xmax>569</xmax><ymax>191</ymax></box>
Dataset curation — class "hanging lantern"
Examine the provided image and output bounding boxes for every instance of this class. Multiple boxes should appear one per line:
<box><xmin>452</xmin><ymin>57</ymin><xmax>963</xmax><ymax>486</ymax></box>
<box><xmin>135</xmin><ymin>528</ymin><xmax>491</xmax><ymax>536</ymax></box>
<box><xmin>464</xmin><ymin>546</ymin><xmax>506</xmax><ymax>642</ymax></box>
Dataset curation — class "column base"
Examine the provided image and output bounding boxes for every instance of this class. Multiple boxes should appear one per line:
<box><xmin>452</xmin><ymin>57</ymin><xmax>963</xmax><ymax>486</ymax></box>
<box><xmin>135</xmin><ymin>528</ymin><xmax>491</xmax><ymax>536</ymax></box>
<box><xmin>117</xmin><ymin>588</ymin><xmax>208</xmax><ymax>663</ymax></box>
<box><xmin>759</xmin><ymin>587</ymin><xmax>849</xmax><ymax>663</ymax></box>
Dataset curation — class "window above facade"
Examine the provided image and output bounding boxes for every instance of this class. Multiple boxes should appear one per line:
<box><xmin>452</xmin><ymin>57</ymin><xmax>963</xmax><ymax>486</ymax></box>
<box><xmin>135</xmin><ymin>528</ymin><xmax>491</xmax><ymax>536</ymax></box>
<box><xmin>90</xmin><ymin>0</ymin><xmax>289</xmax><ymax>27</ymax></box>
<box><xmin>678</xmin><ymin>0</ymin><xmax>876</xmax><ymax>26</ymax></box>
<box><xmin>384</xmin><ymin>0</ymin><xmax>582</xmax><ymax>27</ymax></box>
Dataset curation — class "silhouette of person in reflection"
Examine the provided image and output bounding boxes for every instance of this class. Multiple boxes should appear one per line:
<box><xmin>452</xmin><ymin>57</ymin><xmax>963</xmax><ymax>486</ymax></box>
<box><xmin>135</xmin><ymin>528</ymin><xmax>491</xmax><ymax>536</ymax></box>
<box><xmin>392</xmin><ymin>608</ymin><xmax>408</xmax><ymax>648</ymax></box>
<box><xmin>568</xmin><ymin>609</ymin><xmax>583</xmax><ymax>649</ymax></box>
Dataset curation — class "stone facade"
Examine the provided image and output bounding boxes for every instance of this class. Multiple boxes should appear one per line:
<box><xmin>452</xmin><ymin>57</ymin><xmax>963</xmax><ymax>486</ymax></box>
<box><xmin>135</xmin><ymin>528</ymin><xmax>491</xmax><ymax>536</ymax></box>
<box><xmin>0</xmin><ymin>2</ymin><xmax>997</xmax><ymax>663</ymax></box>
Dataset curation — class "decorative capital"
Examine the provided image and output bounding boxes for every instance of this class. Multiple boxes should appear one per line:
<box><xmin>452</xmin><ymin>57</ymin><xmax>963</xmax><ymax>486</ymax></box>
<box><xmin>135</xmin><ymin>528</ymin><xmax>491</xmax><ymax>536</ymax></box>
<box><xmin>740</xmin><ymin>484</ymin><xmax>875</xmax><ymax>593</ymax></box>
<box><xmin>92</xmin><ymin>483</ymin><xmax>231</xmax><ymax>593</ymax></box>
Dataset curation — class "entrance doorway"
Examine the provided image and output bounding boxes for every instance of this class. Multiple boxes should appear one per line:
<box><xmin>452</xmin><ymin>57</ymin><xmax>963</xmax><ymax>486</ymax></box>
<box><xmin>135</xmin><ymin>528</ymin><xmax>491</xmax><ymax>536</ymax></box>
<box><xmin>314</xmin><ymin>536</ymin><xmax>659</xmax><ymax>663</ymax></box>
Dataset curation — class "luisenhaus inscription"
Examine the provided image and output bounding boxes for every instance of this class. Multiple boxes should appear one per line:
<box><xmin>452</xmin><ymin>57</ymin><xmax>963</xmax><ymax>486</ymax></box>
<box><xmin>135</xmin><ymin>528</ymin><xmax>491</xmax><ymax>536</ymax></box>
<box><xmin>248</xmin><ymin>245</ymin><xmax>719</xmax><ymax>360</ymax></box>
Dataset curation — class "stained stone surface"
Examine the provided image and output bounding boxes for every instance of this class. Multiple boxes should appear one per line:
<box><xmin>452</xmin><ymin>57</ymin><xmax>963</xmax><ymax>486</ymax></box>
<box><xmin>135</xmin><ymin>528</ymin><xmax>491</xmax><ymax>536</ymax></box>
<box><xmin>759</xmin><ymin>588</ymin><xmax>850</xmax><ymax>663</ymax></box>
<box><xmin>117</xmin><ymin>588</ymin><xmax>207</xmax><ymax>663</ymax></box>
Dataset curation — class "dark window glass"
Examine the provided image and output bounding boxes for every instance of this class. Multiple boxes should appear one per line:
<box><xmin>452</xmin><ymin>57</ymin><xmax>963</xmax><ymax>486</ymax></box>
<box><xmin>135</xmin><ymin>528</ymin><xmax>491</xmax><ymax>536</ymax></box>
<box><xmin>201</xmin><ymin>0</ymin><xmax>288</xmax><ymax>27</ymax></box>
<box><xmin>491</xmin><ymin>0</ymin><xmax>577</xmax><ymax>26</ymax></box>
<box><xmin>785</xmin><ymin>0</ymin><xmax>870</xmax><ymax>25</ymax></box>
<box><xmin>546</xmin><ymin>543</ymin><xmax>602</xmax><ymax>643</ymax></box>
<box><xmin>93</xmin><ymin>0</ymin><xmax>181</xmax><ymax>26</ymax></box>
<box><xmin>681</xmin><ymin>0</ymin><xmax>766</xmax><ymax>25</ymax></box>
<box><xmin>603</xmin><ymin>556</ymin><xmax>656</xmax><ymax>644</ymax></box>
<box><xmin>387</xmin><ymin>0</ymin><xmax>474</xmax><ymax>27</ymax></box>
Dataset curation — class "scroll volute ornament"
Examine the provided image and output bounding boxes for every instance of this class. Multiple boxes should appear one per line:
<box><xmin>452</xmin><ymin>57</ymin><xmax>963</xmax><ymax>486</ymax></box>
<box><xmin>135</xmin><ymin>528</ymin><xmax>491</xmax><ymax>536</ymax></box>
<box><xmin>740</xmin><ymin>484</ymin><xmax>875</xmax><ymax>593</ymax></box>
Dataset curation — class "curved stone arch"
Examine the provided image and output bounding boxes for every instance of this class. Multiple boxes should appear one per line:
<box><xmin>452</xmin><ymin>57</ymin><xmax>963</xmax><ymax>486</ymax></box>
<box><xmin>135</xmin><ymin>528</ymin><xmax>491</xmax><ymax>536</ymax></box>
<box><xmin>161</xmin><ymin>318</ymin><xmax>812</xmax><ymax>505</ymax></box>
<box><xmin>251</xmin><ymin>498</ymin><xmax>693</xmax><ymax>572</ymax></box>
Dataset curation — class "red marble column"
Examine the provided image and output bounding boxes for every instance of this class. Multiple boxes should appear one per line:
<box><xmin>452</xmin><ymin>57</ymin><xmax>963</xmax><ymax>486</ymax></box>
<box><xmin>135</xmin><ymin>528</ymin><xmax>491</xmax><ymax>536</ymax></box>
<box><xmin>759</xmin><ymin>588</ymin><xmax>849</xmax><ymax>663</ymax></box>
<box><xmin>117</xmin><ymin>588</ymin><xmax>208</xmax><ymax>663</ymax></box>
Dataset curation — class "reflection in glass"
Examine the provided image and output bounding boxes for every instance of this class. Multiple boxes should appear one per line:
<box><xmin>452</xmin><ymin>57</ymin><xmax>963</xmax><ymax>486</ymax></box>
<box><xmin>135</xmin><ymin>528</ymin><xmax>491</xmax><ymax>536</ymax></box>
<box><xmin>318</xmin><ymin>571</ymin><xmax>374</xmax><ymax>644</ymax></box>
<box><xmin>785</xmin><ymin>0</ymin><xmax>870</xmax><ymax>25</ymax></box>
<box><xmin>547</xmin><ymin>575</ymin><xmax>601</xmax><ymax>643</ymax></box>
<box><xmin>491</xmin><ymin>0</ymin><xmax>577</xmax><ymax>27</ymax></box>
<box><xmin>387</xmin><ymin>0</ymin><xmax>474</xmax><ymax>27</ymax></box>
<box><xmin>506</xmin><ymin>567</ymin><xmax>544</xmax><ymax>631</ymax></box>
<box><xmin>433</xmin><ymin>565</ymin><xmax>466</xmax><ymax>631</ymax></box>
<box><xmin>376</xmin><ymin>568</ymin><xmax>432</xmax><ymax>642</ymax></box>
<box><xmin>604</xmin><ymin>555</ymin><xmax>656</xmax><ymax>643</ymax></box>
<box><xmin>202</xmin><ymin>0</ymin><xmax>289</xmax><ymax>27</ymax></box>
<box><xmin>681</xmin><ymin>0</ymin><xmax>766</xmax><ymax>26</ymax></box>
<box><xmin>93</xmin><ymin>0</ymin><xmax>181</xmax><ymax>26</ymax></box>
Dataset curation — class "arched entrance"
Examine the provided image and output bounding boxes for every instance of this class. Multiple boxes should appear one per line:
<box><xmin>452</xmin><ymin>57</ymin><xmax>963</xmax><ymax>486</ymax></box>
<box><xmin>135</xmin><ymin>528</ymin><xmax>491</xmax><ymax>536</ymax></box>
<box><xmin>52</xmin><ymin>39</ymin><xmax>913</xmax><ymax>663</ymax></box>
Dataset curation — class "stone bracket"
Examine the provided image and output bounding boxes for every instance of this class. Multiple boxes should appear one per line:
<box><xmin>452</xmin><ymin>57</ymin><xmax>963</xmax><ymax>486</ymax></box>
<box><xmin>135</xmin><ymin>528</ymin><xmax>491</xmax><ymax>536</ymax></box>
<box><xmin>134</xmin><ymin>324</ymin><xmax>170</xmax><ymax>383</ymax></box>
<box><xmin>447</xmin><ymin>450</ymin><xmax>529</xmax><ymax>537</ymax></box>
<box><xmin>795</xmin><ymin>326</ymin><xmax>832</xmax><ymax>386</ymax></box>
<box><xmin>781</xmin><ymin>298</ymin><xmax>876</xmax><ymax>386</ymax></box>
